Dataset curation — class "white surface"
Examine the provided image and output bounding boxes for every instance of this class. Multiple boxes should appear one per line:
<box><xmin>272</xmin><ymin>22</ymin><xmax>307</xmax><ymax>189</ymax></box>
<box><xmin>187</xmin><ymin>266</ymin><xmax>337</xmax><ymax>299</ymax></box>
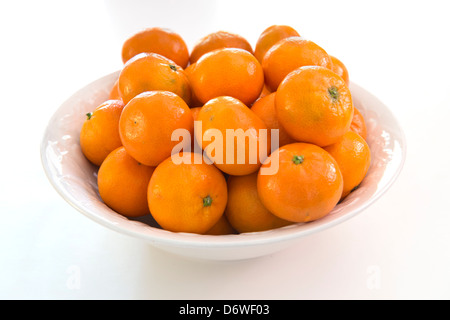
<box><xmin>1</xmin><ymin>0</ymin><xmax>449</xmax><ymax>299</ymax></box>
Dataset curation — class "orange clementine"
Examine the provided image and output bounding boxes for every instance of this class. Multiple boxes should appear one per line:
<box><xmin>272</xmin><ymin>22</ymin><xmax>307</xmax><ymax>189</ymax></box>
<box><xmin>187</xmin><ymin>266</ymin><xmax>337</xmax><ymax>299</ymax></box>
<box><xmin>225</xmin><ymin>172</ymin><xmax>292</xmax><ymax>233</ymax></box>
<box><xmin>275</xmin><ymin>66</ymin><xmax>354</xmax><ymax>147</ymax></box>
<box><xmin>121</xmin><ymin>27</ymin><xmax>189</xmax><ymax>68</ymax></box>
<box><xmin>262</xmin><ymin>36</ymin><xmax>333</xmax><ymax>91</ymax></box>
<box><xmin>257</xmin><ymin>83</ymin><xmax>273</xmax><ymax>100</ymax></box>
<box><xmin>80</xmin><ymin>99</ymin><xmax>124</xmax><ymax>166</ymax></box>
<box><xmin>350</xmin><ymin>107</ymin><xmax>368</xmax><ymax>140</ymax></box>
<box><xmin>250</xmin><ymin>92</ymin><xmax>296</xmax><ymax>148</ymax></box>
<box><xmin>254</xmin><ymin>25</ymin><xmax>300</xmax><ymax>63</ymax></box>
<box><xmin>188</xmin><ymin>48</ymin><xmax>264</xmax><ymax>106</ymax></box>
<box><xmin>118</xmin><ymin>52</ymin><xmax>191</xmax><ymax>105</ymax></box>
<box><xmin>191</xmin><ymin>106</ymin><xmax>202</xmax><ymax>121</ymax></box>
<box><xmin>119</xmin><ymin>91</ymin><xmax>193</xmax><ymax>167</ymax></box>
<box><xmin>257</xmin><ymin>143</ymin><xmax>343</xmax><ymax>223</ymax></box>
<box><xmin>190</xmin><ymin>30</ymin><xmax>253</xmax><ymax>64</ymax></box>
<box><xmin>324</xmin><ymin>131</ymin><xmax>371</xmax><ymax>198</ymax></box>
<box><xmin>205</xmin><ymin>215</ymin><xmax>237</xmax><ymax>235</ymax></box>
<box><xmin>109</xmin><ymin>79</ymin><xmax>121</xmax><ymax>101</ymax></box>
<box><xmin>330</xmin><ymin>55</ymin><xmax>350</xmax><ymax>86</ymax></box>
<box><xmin>195</xmin><ymin>96</ymin><xmax>270</xmax><ymax>176</ymax></box>
<box><xmin>190</xmin><ymin>106</ymin><xmax>203</xmax><ymax>153</ymax></box>
<box><xmin>147</xmin><ymin>152</ymin><xmax>228</xmax><ymax>234</ymax></box>
<box><xmin>184</xmin><ymin>62</ymin><xmax>202</xmax><ymax>108</ymax></box>
<box><xmin>98</xmin><ymin>146</ymin><xmax>155</xmax><ymax>217</ymax></box>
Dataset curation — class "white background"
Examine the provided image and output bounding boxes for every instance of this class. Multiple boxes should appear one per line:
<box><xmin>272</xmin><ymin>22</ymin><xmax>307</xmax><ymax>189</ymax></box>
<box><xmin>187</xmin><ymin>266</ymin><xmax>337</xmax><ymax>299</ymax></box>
<box><xmin>1</xmin><ymin>0</ymin><xmax>449</xmax><ymax>299</ymax></box>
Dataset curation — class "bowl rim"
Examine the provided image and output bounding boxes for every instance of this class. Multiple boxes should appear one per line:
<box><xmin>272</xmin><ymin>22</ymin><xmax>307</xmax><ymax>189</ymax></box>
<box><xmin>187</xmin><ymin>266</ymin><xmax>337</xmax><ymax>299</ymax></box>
<box><xmin>40</xmin><ymin>71</ymin><xmax>407</xmax><ymax>249</ymax></box>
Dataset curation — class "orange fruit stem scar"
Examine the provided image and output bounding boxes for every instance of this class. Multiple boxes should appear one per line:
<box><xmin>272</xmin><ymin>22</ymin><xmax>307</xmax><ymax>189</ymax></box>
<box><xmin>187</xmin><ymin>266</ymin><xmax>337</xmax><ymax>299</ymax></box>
<box><xmin>203</xmin><ymin>195</ymin><xmax>212</xmax><ymax>207</ymax></box>
<box><xmin>328</xmin><ymin>86</ymin><xmax>340</xmax><ymax>101</ymax></box>
<box><xmin>292</xmin><ymin>155</ymin><xmax>304</xmax><ymax>165</ymax></box>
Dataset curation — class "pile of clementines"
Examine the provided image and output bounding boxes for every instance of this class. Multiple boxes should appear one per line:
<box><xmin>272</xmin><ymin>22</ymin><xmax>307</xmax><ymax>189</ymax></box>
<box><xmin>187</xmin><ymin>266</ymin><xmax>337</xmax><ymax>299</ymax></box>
<box><xmin>79</xmin><ymin>26</ymin><xmax>371</xmax><ymax>235</ymax></box>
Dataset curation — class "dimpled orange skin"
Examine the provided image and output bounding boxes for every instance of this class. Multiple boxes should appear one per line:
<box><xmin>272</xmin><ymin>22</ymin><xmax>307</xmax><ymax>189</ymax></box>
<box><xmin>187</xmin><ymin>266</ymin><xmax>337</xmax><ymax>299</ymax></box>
<box><xmin>205</xmin><ymin>215</ymin><xmax>237</xmax><ymax>235</ymax></box>
<box><xmin>225</xmin><ymin>172</ymin><xmax>292</xmax><ymax>233</ymax></box>
<box><xmin>184</xmin><ymin>62</ymin><xmax>202</xmax><ymax>108</ymax></box>
<box><xmin>257</xmin><ymin>84</ymin><xmax>272</xmax><ymax>99</ymax></box>
<box><xmin>119</xmin><ymin>91</ymin><xmax>194</xmax><ymax>167</ymax></box>
<box><xmin>250</xmin><ymin>92</ymin><xmax>296</xmax><ymax>149</ymax></box>
<box><xmin>121</xmin><ymin>27</ymin><xmax>189</xmax><ymax>68</ymax></box>
<box><xmin>190</xmin><ymin>30</ymin><xmax>253</xmax><ymax>64</ymax></box>
<box><xmin>330</xmin><ymin>55</ymin><xmax>350</xmax><ymax>86</ymax></box>
<box><xmin>275</xmin><ymin>66</ymin><xmax>354</xmax><ymax>147</ymax></box>
<box><xmin>262</xmin><ymin>36</ymin><xmax>333</xmax><ymax>91</ymax></box>
<box><xmin>191</xmin><ymin>106</ymin><xmax>201</xmax><ymax>121</ymax></box>
<box><xmin>257</xmin><ymin>143</ymin><xmax>343</xmax><ymax>223</ymax></box>
<box><xmin>195</xmin><ymin>96</ymin><xmax>270</xmax><ymax>176</ymax></box>
<box><xmin>254</xmin><ymin>25</ymin><xmax>300</xmax><ymax>63</ymax></box>
<box><xmin>147</xmin><ymin>152</ymin><xmax>228</xmax><ymax>234</ymax></box>
<box><xmin>98</xmin><ymin>147</ymin><xmax>155</xmax><ymax>218</ymax></box>
<box><xmin>80</xmin><ymin>99</ymin><xmax>124</xmax><ymax>166</ymax></box>
<box><xmin>324</xmin><ymin>131</ymin><xmax>371</xmax><ymax>199</ymax></box>
<box><xmin>190</xmin><ymin>107</ymin><xmax>203</xmax><ymax>153</ymax></box>
<box><xmin>118</xmin><ymin>52</ymin><xmax>191</xmax><ymax>105</ymax></box>
<box><xmin>109</xmin><ymin>79</ymin><xmax>121</xmax><ymax>101</ymax></box>
<box><xmin>188</xmin><ymin>48</ymin><xmax>264</xmax><ymax>106</ymax></box>
<box><xmin>350</xmin><ymin>107</ymin><xmax>368</xmax><ymax>140</ymax></box>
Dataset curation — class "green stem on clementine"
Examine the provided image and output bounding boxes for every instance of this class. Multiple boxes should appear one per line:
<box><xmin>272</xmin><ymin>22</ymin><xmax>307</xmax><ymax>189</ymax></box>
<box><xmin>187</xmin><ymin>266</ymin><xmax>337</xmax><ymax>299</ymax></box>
<box><xmin>86</xmin><ymin>112</ymin><xmax>93</xmax><ymax>120</ymax></box>
<box><xmin>203</xmin><ymin>195</ymin><xmax>212</xmax><ymax>207</ymax></box>
<box><xmin>169</xmin><ymin>64</ymin><xmax>177</xmax><ymax>71</ymax></box>
<box><xmin>328</xmin><ymin>86</ymin><xmax>340</xmax><ymax>102</ymax></box>
<box><xmin>292</xmin><ymin>155</ymin><xmax>304</xmax><ymax>165</ymax></box>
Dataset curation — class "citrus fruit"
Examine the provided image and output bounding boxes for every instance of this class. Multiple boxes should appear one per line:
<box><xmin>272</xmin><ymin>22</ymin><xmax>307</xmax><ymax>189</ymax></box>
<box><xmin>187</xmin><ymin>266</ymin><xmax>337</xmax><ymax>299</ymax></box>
<box><xmin>254</xmin><ymin>25</ymin><xmax>300</xmax><ymax>63</ymax></box>
<box><xmin>80</xmin><ymin>99</ymin><xmax>124</xmax><ymax>166</ymax></box>
<box><xmin>190</xmin><ymin>30</ymin><xmax>253</xmax><ymax>64</ymax></box>
<box><xmin>119</xmin><ymin>90</ymin><xmax>193</xmax><ymax>167</ymax></box>
<box><xmin>205</xmin><ymin>215</ymin><xmax>237</xmax><ymax>235</ymax></box>
<box><xmin>350</xmin><ymin>107</ymin><xmax>368</xmax><ymax>140</ymax></box>
<box><xmin>257</xmin><ymin>143</ymin><xmax>343</xmax><ymax>223</ymax></box>
<box><xmin>188</xmin><ymin>48</ymin><xmax>264</xmax><ymax>106</ymax></box>
<box><xmin>324</xmin><ymin>131</ymin><xmax>371</xmax><ymax>198</ymax></box>
<box><xmin>275</xmin><ymin>66</ymin><xmax>354</xmax><ymax>147</ymax></box>
<box><xmin>98</xmin><ymin>146</ymin><xmax>155</xmax><ymax>217</ymax></box>
<box><xmin>225</xmin><ymin>172</ymin><xmax>292</xmax><ymax>233</ymax></box>
<box><xmin>118</xmin><ymin>52</ymin><xmax>191</xmax><ymax>105</ymax></box>
<box><xmin>109</xmin><ymin>79</ymin><xmax>121</xmax><ymax>101</ymax></box>
<box><xmin>121</xmin><ymin>27</ymin><xmax>189</xmax><ymax>68</ymax></box>
<box><xmin>184</xmin><ymin>62</ymin><xmax>202</xmax><ymax>108</ymax></box>
<box><xmin>262</xmin><ymin>36</ymin><xmax>332</xmax><ymax>91</ymax></box>
<box><xmin>147</xmin><ymin>152</ymin><xmax>228</xmax><ymax>234</ymax></box>
<box><xmin>195</xmin><ymin>96</ymin><xmax>270</xmax><ymax>176</ymax></box>
<box><xmin>250</xmin><ymin>92</ymin><xmax>296</xmax><ymax>148</ymax></box>
<box><xmin>330</xmin><ymin>55</ymin><xmax>350</xmax><ymax>86</ymax></box>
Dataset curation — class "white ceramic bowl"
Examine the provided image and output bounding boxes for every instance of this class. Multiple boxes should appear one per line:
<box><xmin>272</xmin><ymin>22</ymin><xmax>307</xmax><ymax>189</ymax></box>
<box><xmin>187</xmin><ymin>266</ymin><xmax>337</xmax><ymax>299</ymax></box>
<box><xmin>40</xmin><ymin>71</ymin><xmax>406</xmax><ymax>261</ymax></box>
